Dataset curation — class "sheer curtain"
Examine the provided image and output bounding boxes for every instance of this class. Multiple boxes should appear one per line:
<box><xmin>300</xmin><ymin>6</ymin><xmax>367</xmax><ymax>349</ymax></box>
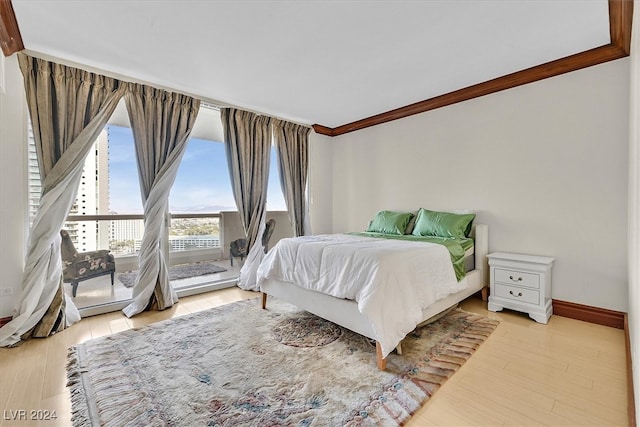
<box><xmin>273</xmin><ymin>119</ymin><xmax>312</xmax><ymax>237</ymax></box>
<box><xmin>220</xmin><ymin>108</ymin><xmax>272</xmax><ymax>291</ymax></box>
<box><xmin>0</xmin><ymin>54</ymin><xmax>125</xmax><ymax>346</ymax></box>
<box><xmin>122</xmin><ymin>84</ymin><xmax>200</xmax><ymax>317</ymax></box>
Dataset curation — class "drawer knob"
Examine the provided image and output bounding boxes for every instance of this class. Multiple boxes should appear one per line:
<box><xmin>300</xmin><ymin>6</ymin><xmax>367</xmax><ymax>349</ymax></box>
<box><xmin>509</xmin><ymin>275</ymin><xmax>523</xmax><ymax>282</ymax></box>
<box><xmin>509</xmin><ymin>290</ymin><xmax>523</xmax><ymax>297</ymax></box>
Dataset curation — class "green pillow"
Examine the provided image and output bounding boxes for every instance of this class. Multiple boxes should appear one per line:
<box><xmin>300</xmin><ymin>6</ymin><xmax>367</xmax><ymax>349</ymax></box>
<box><xmin>411</xmin><ymin>208</ymin><xmax>475</xmax><ymax>238</ymax></box>
<box><xmin>366</xmin><ymin>211</ymin><xmax>415</xmax><ymax>235</ymax></box>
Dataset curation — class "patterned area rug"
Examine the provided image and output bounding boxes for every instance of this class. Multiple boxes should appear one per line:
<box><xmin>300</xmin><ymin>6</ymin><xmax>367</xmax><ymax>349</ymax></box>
<box><xmin>117</xmin><ymin>261</ymin><xmax>227</xmax><ymax>287</ymax></box>
<box><xmin>67</xmin><ymin>298</ymin><xmax>498</xmax><ymax>426</ymax></box>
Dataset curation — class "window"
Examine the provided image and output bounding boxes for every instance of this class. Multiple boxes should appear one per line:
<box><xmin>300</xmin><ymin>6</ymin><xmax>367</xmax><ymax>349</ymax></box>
<box><xmin>167</xmin><ymin>107</ymin><xmax>287</xmax><ymax>253</ymax></box>
<box><xmin>27</xmin><ymin>121</ymin><xmax>144</xmax><ymax>253</ymax></box>
<box><xmin>170</xmin><ymin>138</ymin><xmax>235</xmax><ymax>213</ymax></box>
<box><xmin>267</xmin><ymin>145</ymin><xmax>287</xmax><ymax>211</ymax></box>
<box><xmin>107</xmin><ymin>125</ymin><xmax>143</xmax><ymax>214</ymax></box>
<box><xmin>27</xmin><ymin>106</ymin><xmax>288</xmax><ymax>257</ymax></box>
<box><xmin>170</xmin><ymin>137</ymin><xmax>287</xmax><ymax>213</ymax></box>
<box><xmin>27</xmin><ymin>121</ymin><xmax>40</xmax><ymax>225</ymax></box>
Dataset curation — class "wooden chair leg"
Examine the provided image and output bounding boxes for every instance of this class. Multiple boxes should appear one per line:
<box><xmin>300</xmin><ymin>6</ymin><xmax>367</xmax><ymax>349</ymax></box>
<box><xmin>376</xmin><ymin>341</ymin><xmax>387</xmax><ymax>370</ymax></box>
<box><xmin>261</xmin><ymin>292</ymin><xmax>267</xmax><ymax>309</ymax></box>
<box><xmin>110</xmin><ymin>271</ymin><xmax>115</xmax><ymax>286</ymax></box>
<box><xmin>72</xmin><ymin>281</ymin><xmax>79</xmax><ymax>298</ymax></box>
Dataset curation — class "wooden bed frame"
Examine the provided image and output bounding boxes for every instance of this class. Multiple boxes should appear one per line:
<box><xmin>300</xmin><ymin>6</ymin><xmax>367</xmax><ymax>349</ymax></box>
<box><xmin>261</xmin><ymin>224</ymin><xmax>489</xmax><ymax>370</ymax></box>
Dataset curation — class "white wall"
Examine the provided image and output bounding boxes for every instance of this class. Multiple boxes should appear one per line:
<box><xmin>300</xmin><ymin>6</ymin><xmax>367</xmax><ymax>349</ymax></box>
<box><xmin>627</xmin><ymin>3</ymin><xmax>639</xmax><ymax>423</ymax></box>
<box><xmin>308</xmin><ymin>132</ymin><xmax>334</xmax><ymax>234</ymax></box>
<box><xmin>0</xmin><ymin>55</ymin><xmax>27</xmax><ymax>319</ymax></box>
<box><xmin>327</xmin><ymin>58</ymin><xmax>630</xmax><ymax>312</ymax></box>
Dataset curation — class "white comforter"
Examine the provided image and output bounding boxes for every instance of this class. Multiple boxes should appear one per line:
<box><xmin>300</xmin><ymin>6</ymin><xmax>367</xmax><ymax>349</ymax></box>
<box><xmin>256</xmin><ymin>234</ymin><xmax>469</xmax><ymax>357</ymax></box>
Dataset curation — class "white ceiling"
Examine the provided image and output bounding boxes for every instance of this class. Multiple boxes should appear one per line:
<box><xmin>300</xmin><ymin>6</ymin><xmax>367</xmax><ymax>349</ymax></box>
<box><xmin>12</xmin><ymin>0</ymin><xmax>611</xmax><ymax>128</ymax></box>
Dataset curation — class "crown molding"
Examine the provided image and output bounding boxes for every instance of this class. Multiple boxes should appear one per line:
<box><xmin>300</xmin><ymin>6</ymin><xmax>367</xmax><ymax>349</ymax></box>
<box><xmin>313</xmin><ymin>0</ymin><xmax>634</xmax><ymax>137</ymax></box>
<box><xmin>1</xmin><ymin>0</ymin><xmax>632</xmax><ymax>135</ymax></box>
<box><xmin>0</xmin><ymin>0</ymin><xmax>24</xmax><ymax>57</ymax></box>
<box><xmin>610</xmin><ymin>0</ymin><xmax>634</xmax><ymax>55</ymax></box>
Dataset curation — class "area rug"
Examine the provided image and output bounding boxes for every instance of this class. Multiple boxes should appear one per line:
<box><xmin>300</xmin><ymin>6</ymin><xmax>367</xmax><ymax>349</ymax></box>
<box><xmin>118</xmin><ymin>261</ymin><xmax>227</xmax><ymax>287</ymax></box>
<box><xmin>66</xmin><ymin>298</ymin><xmax>499</xmax><ymax>426</ymax></box>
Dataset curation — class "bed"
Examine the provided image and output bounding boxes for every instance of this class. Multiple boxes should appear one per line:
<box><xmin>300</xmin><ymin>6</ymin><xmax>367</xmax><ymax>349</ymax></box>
<box><xmin>257</xmin><ymin>209</ymin><xmax>489</xmax><ymax>370</ymax></box>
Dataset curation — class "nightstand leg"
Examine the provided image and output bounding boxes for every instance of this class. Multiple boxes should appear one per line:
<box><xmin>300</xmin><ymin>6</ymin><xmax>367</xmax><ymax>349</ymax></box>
<box><xmin>487</xmin><ymin>299</ymin><xmax>503</xmax><ymax>312</ymax></box>
<box><xmin>529</xmin><ymin>313</ymin><xmax>549</xmax><ymax>324</ymax></box>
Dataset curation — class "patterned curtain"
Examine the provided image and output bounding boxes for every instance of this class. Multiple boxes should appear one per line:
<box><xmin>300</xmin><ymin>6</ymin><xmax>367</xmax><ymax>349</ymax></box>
<box><xmin>220</xmin><ymin>108</ymin><xmax>272</xmax><ymax>290</ymax></box>
<box><xmin>0</xmin><ymin>54</ymin><xmax>125</xmax><ymax>346</ymax></box>
<box><xmin>273</xmin><ymin>119</ymin><xmax>311</xmax><ymax>236</ymax></box>
<box><xmin>122</xmin><ymin>84</ymin><xmax>200</xmax><ymax>317</ymax></box>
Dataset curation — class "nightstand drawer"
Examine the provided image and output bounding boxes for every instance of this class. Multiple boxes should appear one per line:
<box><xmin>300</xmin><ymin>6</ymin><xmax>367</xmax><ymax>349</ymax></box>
<box><xmin>493</xmin><ymin>283</ymin><xmax>539</xmax><ymax>305</ymax></box>
<box><xmin>494</xmin><ymin>268</ymin><xmax>540</xmax><ymax>289</ymax></box>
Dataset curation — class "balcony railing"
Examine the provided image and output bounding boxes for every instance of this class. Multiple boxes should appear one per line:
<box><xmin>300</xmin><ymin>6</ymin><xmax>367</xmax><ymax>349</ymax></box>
<box><xmin>65</xmin><ymin>213</ymin><xmax>221</xmax><ymax>256</ymax></box>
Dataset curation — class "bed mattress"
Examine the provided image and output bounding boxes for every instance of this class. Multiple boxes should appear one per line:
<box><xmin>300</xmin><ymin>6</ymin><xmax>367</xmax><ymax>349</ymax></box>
<box><xmin>257</xmin><ymin>233</ymin><xmax>471</xmax><ymax>356</ymax></box>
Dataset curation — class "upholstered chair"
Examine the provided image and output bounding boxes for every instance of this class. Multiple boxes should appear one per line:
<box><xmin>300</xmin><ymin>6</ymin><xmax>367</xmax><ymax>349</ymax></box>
<box><xmin>229</xmin><ymin>238</ymin><xmax>247</xmax><ymax>267</ymax></box>
<box><xmin>60</xmin><ymin>229</ymin><xmax>116</xmax><ymax>297</ymax></box>
<box><xmin>229</xmin><ymin>218</ymin><xmax>276</xmax><ymax>267</ymax></box>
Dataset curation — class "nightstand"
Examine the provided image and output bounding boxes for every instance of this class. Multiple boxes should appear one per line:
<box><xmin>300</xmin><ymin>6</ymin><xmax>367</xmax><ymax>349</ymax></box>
<box><xmin>487</xmin><ymin>252</ymin><xmax>555</xmax><ymax>324</ymax></box>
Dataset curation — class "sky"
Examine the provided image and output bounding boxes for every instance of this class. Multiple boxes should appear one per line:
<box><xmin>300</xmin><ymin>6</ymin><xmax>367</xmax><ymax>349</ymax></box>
<box><xmin>107</xmin><ymin>125</ymin><xmax>287</xmax><ymax>214</ymax></box>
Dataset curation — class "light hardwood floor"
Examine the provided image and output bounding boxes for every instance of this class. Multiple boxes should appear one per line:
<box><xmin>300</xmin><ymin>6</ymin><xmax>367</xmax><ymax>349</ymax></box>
<box><xmin>0</xmin><ymin>289</ymin><xmax>628</xmax><ymax>426</ymax></box>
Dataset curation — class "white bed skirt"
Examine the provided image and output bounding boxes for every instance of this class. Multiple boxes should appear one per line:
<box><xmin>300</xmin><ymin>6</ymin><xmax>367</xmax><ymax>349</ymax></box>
<box><xmin>261</xmin><ymin>268</ymin><xmax>484</xmax><ymax>341</ymax></box>
<box><xmin>261</xmin><ymin>224</ymin><xmax>489</xmax><ymax>346</ymax></box>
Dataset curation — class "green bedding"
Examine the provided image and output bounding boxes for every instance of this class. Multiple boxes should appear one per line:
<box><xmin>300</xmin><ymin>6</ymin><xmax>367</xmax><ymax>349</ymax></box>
<box><xmin>348</xmin><ymin>232</ymin><xmax>474</xmax><ymax>281</ymax></box>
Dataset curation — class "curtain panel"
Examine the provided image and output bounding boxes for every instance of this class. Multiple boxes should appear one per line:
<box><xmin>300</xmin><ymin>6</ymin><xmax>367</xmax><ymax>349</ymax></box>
<box><xmin>220</xmin><ymin>108</ymin><xmax>272</xmax><ymax>291</ymax></box>
<box><xmin>122</xmin><ymin>84</ymin><xmax>200</xmax><ymax>318</ymax></box>
<box><xmin>0</xmin><ymin>54</ymin><xmax>126</xmax><ymax>346</ymax></box>
<box><xmin>273</xmin><ymin>120</ymin><xmax>311</xmax><ymax>237</ymax></box>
